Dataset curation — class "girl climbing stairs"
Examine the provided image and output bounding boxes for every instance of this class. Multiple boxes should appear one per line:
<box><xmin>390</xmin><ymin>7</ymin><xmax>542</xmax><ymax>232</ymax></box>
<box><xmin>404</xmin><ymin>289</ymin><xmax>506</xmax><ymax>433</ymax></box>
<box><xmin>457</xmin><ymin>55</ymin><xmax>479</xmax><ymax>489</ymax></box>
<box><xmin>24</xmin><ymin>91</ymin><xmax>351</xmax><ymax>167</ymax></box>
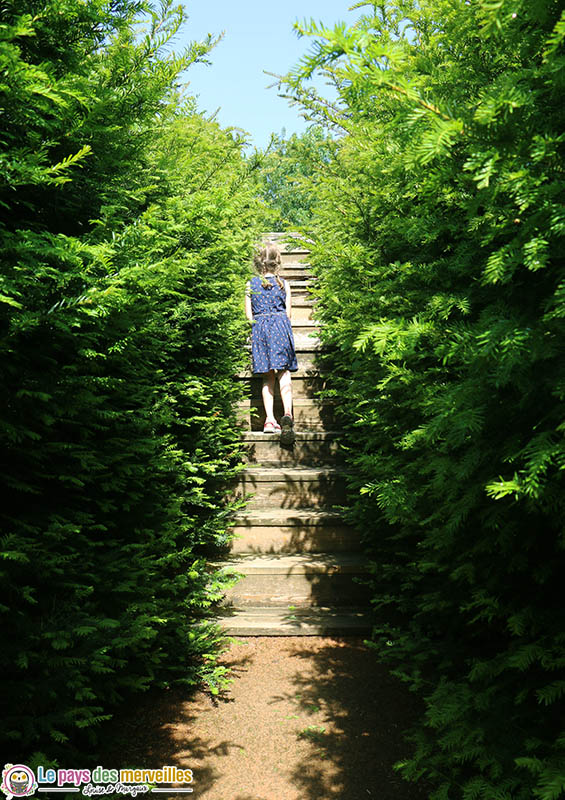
<box><xmin>216</xmin><ymin>234</ymin><xmax>371</xmax><ymax>635</ymax></box>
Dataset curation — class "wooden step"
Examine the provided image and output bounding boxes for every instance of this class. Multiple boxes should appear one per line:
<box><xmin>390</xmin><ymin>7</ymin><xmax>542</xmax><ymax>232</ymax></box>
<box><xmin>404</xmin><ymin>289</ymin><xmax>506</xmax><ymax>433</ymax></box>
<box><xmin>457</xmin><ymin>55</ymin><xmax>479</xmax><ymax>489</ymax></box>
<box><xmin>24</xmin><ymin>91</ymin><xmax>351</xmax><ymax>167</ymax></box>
<box><xmin>291</xmin><ymin>290</ymin><xmax>315</xmax><ymax>304</ymax></box>
<box><xmin>291</xmin><ymin>303</ymin><xmax>315</xmax><ymax>323</ymax></box>
<box><xmin>237</xmin><ymin>397</ymin><xmax>337</xmax><ymax>432</ymax></box>
<box><xmin>279</xmin><ymin>263</ymin><xmax>312</xmax><ymax>280</ymax></box>
<box><xmin>240</xmin><ymin>430</ymin><xmax>342</xmax><ymax>467</ymax></box>
<box><xmin>215</xmin><ymin>606</ymin><xmax>372</xmax><ymax>636</ymax></box>
<box><xmin>291</xmin><ymin>321</ymin><xmax>320</xmax><ymax>338</ymax></box>
<box><xmin>216</xmin><ymin>553</ymin><xmax>370</xmax><ymax>607</ymax></box>
<box><xmin>293</xmin><ymin>332</ymin><xmax>322</xmax><ymax>349</ymax></box>
<box><xmin>229</xmin><ymin>507</ymin><xmax>359</xmax><ymax>554</ymax></box>
<box><xmin>281</xmin><ymin>251</ymin><xmax>309</xmax><ymax>265</ymax></box>
<box><xmin>289</xmin><ymin>279</ymin><xmax>316</xmax><ymax>291</ymax></box>
<box><xmin>233</xmin><ymin>466</ymin><xmax>347</xmax><ymax>509</ymax></box>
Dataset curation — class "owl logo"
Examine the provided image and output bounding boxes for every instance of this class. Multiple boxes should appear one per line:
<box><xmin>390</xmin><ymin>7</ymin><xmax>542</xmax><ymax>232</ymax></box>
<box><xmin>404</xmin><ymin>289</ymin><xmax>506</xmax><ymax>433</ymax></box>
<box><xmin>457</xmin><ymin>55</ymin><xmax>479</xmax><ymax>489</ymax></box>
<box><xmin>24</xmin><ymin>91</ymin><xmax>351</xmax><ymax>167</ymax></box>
<box><xmin>1</xmin><ymin>765</ymin><xmax>37</xmax><ymax>799</ymax></box>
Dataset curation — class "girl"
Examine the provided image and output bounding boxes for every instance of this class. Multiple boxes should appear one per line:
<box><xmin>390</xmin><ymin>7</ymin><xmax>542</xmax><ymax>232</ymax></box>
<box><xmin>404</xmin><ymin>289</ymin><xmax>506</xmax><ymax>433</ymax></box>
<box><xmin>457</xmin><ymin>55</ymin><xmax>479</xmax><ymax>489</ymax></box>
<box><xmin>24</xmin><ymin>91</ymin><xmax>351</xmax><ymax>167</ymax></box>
<box><xmin>245</xmin><ymin>243</ymin><xmax>297</xmax><ymax>444</ymax></box>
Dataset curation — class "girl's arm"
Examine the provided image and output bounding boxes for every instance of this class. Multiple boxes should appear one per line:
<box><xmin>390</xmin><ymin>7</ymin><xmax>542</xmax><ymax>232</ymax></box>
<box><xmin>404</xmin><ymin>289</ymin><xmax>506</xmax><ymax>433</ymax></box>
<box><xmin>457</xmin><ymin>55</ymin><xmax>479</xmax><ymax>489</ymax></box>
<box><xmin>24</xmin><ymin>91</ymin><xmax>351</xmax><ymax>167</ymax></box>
<box><xmin>245</xmin><ymin>281</ymin><xmax>253</xmax><ymax>323</ymax></box>
<box><xmin>285</xmin><ymin>279</ymin><xmax>292</xmax><ymax>321</ymax></box>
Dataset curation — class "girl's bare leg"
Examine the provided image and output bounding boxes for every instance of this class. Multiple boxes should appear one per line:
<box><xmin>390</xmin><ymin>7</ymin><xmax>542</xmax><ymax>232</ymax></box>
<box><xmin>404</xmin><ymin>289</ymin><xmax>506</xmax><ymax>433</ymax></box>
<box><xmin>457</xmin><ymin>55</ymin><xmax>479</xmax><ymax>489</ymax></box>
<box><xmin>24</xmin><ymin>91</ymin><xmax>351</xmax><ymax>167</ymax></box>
<box><xmin>278</xmin><ymin>369</ymin><xmax>293</xmax><ymax>418</ymax></box>
<box><xmin>261</xmin><ymin>370</ymin><xmax>277</xmax><ymax>423</ymax></box>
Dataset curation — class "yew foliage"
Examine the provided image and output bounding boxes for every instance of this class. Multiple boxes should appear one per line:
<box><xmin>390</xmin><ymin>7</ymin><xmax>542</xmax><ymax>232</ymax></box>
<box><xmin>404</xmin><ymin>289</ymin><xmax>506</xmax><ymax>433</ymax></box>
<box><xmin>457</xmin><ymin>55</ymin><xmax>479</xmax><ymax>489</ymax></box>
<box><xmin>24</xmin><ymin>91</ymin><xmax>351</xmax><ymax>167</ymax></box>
<box><xmin>0</xmin><ymin>0</ymin><xmax>259</xmax><ymax>757</ymax></box>
<box><xmin>282</xmin><ymin>1</ymin><xmax>565</xmax><ymax>796</ymax></box>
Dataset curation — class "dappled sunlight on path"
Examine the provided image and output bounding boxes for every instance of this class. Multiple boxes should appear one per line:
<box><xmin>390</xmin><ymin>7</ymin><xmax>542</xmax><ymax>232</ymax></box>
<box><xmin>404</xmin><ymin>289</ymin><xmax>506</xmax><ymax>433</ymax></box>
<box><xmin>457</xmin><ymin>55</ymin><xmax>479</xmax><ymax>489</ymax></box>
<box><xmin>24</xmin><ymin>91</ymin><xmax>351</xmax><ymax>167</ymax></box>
<box><xmin>100</xmin><ymin>637</ymin><xmax>428</xmax><ymax>800</ymax></box>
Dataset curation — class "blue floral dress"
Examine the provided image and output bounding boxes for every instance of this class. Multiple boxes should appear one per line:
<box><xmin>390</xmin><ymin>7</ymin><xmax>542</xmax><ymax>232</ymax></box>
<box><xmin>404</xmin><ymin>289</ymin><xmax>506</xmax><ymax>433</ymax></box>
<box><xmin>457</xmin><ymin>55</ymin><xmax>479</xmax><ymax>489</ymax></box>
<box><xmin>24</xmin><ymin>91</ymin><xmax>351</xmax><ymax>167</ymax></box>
<box><xmin>248</xmin><ymin>275</ymin><xmax>298</xmax><ymax>373</ymax></box>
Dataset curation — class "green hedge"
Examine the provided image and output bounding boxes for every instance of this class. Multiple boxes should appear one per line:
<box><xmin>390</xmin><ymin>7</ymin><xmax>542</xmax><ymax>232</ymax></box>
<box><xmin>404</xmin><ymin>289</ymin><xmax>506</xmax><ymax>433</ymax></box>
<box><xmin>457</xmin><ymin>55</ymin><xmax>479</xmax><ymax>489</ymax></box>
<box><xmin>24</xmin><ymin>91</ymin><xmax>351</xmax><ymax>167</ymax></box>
<box><xmin>0</xmin><ymin>0</ymin><xmax>260</xmax><ymax>758</ymax></box>
<box><xmin>282</xmin><ymin>1</ymin><xmax>565</xmax><ymax>797</ymax></box>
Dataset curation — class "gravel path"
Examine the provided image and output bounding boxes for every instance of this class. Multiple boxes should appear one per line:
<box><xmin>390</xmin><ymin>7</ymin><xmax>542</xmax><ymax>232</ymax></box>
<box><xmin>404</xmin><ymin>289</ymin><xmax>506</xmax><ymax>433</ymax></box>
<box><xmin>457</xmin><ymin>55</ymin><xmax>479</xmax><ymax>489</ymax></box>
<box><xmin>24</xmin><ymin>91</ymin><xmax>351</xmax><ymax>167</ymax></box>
<box><xmin>101</xmin><ymin>637</ymin><xmax>428</xmax><ymax>800</ymax></box>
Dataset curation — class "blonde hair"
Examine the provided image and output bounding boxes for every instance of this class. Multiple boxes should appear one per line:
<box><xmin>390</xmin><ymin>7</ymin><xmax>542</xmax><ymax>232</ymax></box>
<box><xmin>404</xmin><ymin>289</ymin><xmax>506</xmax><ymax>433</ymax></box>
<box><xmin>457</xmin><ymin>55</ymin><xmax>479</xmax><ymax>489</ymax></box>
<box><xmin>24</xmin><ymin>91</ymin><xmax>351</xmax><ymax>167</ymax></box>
<box><xmin>254</xmin><ymin>243</ymin><xmax>284</xmax><ymax>290</ymax></box>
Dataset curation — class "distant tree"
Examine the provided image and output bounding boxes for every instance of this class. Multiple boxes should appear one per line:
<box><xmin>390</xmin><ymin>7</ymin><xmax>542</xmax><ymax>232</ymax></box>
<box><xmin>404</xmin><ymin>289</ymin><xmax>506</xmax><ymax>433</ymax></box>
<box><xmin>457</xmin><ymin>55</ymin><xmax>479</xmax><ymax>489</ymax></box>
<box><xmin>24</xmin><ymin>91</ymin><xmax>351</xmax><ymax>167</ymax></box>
<box><xmin>249</xmin><ymin>126</ymin><xmax>334</xmax><ymax>231</ymax></box>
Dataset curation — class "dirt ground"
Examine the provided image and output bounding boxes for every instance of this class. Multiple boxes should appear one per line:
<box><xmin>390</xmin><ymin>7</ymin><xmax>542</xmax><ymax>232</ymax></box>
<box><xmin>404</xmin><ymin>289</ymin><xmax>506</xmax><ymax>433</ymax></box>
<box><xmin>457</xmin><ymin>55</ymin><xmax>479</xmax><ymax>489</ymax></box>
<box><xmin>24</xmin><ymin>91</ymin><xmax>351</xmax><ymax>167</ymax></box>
<box><xmin>100</xmin><ymin>636</ymin><xmax>429</xmax><ymax>800</ymax></box>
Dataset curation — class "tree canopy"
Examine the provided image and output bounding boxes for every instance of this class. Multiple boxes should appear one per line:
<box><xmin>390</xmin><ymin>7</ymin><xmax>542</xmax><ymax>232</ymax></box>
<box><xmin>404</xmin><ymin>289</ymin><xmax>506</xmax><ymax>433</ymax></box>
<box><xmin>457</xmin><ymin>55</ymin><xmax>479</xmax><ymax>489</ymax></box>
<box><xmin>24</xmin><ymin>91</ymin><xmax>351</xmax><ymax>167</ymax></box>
<box><xmin>249</xmin><ymin>126</ymin><xmax>334</xmax><ymax>231</ymax></box>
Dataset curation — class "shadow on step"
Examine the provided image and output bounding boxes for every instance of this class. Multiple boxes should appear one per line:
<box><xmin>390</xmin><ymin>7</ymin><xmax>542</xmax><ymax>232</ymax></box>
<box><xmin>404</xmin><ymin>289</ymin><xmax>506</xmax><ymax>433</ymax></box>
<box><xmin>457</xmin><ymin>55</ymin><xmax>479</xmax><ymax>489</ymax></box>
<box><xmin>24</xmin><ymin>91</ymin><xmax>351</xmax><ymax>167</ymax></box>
<box><xmin>216</xmin><ymin>553</ymin><xmax>371</xmax><ymax>608</ymax></box>
<box><xmin>229</xmin><ymin>512</ymin><xmax>358</xmax><ymax>555</ymax></box>
<box><xmin>233</xmin><ymin>469</ymin><xmax>347</xmax><ymax>510</ymax></box>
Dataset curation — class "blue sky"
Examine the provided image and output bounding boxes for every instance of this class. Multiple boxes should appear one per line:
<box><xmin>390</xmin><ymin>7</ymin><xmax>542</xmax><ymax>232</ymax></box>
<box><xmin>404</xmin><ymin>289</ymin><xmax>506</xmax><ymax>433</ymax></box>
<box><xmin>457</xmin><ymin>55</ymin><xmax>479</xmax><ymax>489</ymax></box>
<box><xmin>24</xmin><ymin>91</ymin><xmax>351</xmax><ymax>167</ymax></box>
<box><xmin>175</xmin><ymin>1</ymin><xmax>361</xmax><ymax>150</ymax></box>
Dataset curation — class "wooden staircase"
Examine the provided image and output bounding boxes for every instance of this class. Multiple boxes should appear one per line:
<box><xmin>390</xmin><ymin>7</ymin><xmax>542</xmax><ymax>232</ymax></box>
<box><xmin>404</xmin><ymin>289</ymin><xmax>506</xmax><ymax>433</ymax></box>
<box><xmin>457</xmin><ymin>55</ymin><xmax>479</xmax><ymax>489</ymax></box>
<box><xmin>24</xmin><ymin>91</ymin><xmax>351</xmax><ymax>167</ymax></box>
<box><xmin>215</xmin><ymin>234</ymin><xmax>371</xmax><ymax>635</ymax></box>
